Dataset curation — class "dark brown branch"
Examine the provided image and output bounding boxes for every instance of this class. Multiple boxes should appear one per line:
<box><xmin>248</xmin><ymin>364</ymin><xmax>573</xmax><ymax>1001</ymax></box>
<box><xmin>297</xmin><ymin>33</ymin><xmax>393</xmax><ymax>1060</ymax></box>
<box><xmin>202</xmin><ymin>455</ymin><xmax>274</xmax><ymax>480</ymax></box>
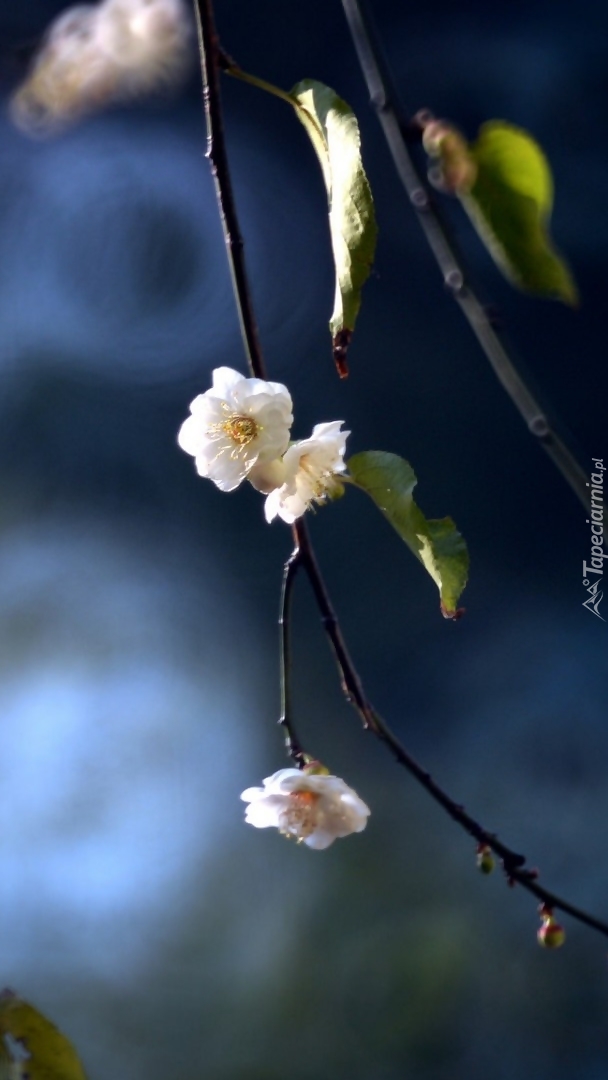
<box><xmin>192</xmin><ymin>0</ymin><xmax>267</xmax><ymax>380</ymax></box>
<box><xmin>293</xmin><ymin>519</ymin><xmax>378</xmax><ymax>731</ymax></box>
<box><xmin>340</xmin><ymin>0</ymin><xmax>589</xmax><ymax>510</ymax></box>
<box><xmin>278</xmin><ymin>550</ymin><xmax>307</xmax><ymax>764</ymax></box>
<box><xmin>293</xmin><ymin>520</ymin><xmax>608</xmax><ymax>939</ymax></box>
<box><xmin>192</xmin><ymin>0</ymin><xmax>608</xmax><ymax>940</ymax></box>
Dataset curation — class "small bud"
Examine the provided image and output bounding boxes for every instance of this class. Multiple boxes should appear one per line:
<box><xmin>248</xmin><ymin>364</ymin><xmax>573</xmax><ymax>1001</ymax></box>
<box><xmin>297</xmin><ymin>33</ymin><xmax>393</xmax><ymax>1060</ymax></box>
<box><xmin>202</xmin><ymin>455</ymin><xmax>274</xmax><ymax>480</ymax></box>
<box><xmin>421</xmin><ymin>119</ymin><xmax>453</xmax><ymax>158</ymax></box>
<box><xmin>476</xmin><ymin>844</ymin><xmax>495</xmax><ymax>875</ymax></box>
<box><xmin>412</xmin><ymin>108</ymin><xmax>435</xmax><ymax>131</ymax></box>
<box><xmin>537</xmin><ymin>910</ymin><xmax>566</xmax><ymax>949</ymax></box>
<box><xmin>327</xmin><ymin>478</ymin><xmax>345</xmax><ymax>503</ymax></box>
<box><xmin>302</xmin><ymin>758</ymin><xmax>330</xmax><ymax>776</ymax></box>
<box><xmin>421</xmin><ymin>119</ymin><xmax>477</xmax><ymax>194</ymax></box>
<box><xmin>248</xmin><ymin>457</ymin><xmax>287</xmax><ymax>494</ymax></box>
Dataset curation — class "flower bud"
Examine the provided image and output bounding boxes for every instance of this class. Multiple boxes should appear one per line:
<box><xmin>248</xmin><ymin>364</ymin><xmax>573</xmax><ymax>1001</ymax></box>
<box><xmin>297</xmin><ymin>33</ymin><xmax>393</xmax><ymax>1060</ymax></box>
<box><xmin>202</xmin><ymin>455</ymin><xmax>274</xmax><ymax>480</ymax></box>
<box><xmin>422</xmin><ymin>120</ymin><xmax>477</xmax><ymax>194</ymax></box>
<box><xmin>247</xmin><ymin>457</ymin><xmax>287</xmax><ymax>494</ymax></box>
<box><xmin>537</xmin><ymin>911</ymin><xmax>566</xmax><ymax>949</ymax></box>
<box><xmin>476</xmin><ymin>844</ymin><xmax>495</xmax><ymax>875</ymax></box>
<box><xmin>421</xmin><ymin>119</ymin><xmax>454</xmax><ymax>158</ymax></box>
<box><xmin>302</xmin><ymin>759</ymin><xmax>330</xmax><ymax>776</ymax></box>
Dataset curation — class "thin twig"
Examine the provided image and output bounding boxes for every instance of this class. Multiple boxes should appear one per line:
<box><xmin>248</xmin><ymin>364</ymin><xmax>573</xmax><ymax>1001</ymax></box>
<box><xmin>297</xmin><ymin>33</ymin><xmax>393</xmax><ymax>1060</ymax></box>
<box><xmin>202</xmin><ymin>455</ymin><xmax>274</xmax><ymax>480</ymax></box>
<box><xmin>292</xmin><ymin>525</ymin><xmax>608</xmax><ymax>939</ymax></box>
<box><xmin>278</xmin><ymin>549</ymin><xmax>307</xmax><ymax>763</ymax></box>
<box><xmin>340</xmin><ymin>0</ymin><xmax>589</xmax><ymax>510</ymax></box>
<box><xmin>192</xmin><ymin>0</ymin><xmax>267</xmax><ymax>379</ymax></box>
<box><xmin>293</xmin><ymin>520</ymin><xmax>378</xmax><ymax>730</ymax></box>
<box><xmin>192</xmin><ymin>0</ymin><xmax>608</xmax><ymax>939</ymax></box>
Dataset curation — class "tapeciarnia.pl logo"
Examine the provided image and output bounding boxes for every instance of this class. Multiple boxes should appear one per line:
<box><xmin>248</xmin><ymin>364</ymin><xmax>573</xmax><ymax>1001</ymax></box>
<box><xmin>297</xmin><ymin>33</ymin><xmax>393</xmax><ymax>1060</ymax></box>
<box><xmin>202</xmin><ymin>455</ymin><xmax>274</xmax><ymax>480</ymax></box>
<box><xmin>582</xmin><ymin>458</ymin><xmax>605</xmax><ymax>621</ymax></box>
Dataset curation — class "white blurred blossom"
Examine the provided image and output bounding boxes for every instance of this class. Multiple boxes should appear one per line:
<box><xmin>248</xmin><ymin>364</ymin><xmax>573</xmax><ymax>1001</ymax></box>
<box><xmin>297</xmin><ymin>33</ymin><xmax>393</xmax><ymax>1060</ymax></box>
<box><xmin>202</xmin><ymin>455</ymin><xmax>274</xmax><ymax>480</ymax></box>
<box><xmin>241</xmin><ymin>768</ymin><xmax>370</xmax><ymax>849</ymax></box>
<box><xmin>178</xmin><ymin>367</ymin><xmax>294</xmax><ymax>492</ymax></box>
<box><xmin>10</xmin><ymin>0</ymin><xmax>192</xmax><ymax>136</ymax></box>
<box><xmin>97</xmin><ymin>0</ymin><xmax>191</xmax><ymax>89</ymax></box>
<box><xmin>264</xmin><ymin>421</ymin><xmax>349</xmax><ymax>524</ymax></box>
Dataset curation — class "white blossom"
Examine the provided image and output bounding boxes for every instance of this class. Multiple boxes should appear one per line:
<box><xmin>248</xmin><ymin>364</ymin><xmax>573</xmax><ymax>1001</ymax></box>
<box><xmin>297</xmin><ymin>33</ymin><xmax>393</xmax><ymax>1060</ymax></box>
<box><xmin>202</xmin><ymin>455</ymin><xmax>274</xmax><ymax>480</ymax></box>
<box><xmin>241</xmin><ymin>768</ymin><xmax>370</xmax><ymax>849</ymax></box>
<box><xmin>178</xmin><ymin>367</ymin><xmax>294</xmax><ymax>492</ymax></box>
<box><xmin>10</xmin><ymin>0</ymin><xmax>191</xmax><ymax>136</ymax></box>
<box><xmin>11</xmin><ymin>6</ymin><xmax>114</xmax><ymax>134</ymax></box>
<box><xmin>264</xmin><ymin>421</ymin><xmax>349</xmax><ymax>523</ymax></box>
<box><xmin>97</xmin><ymin>0</ymin><xmax>192</xmax><ymax>91</ymax></box>
<box><xmin>247</xmin><ymin>457</ymin><xmax>287</xmax><ymax>495</ymax></box>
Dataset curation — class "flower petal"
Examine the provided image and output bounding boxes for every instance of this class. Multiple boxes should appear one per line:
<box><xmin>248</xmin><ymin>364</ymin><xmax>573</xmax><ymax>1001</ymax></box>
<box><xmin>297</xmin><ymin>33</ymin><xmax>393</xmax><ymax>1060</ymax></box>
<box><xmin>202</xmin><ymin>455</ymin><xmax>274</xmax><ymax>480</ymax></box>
<box><xmin>244</xmin><ymin>796</ymin><xmax>285</xmax><ymax>829</ymax></box>
<box><xmin>262</xmin><ymin>421</ymin><xmax>349</xmax><ymax>523</ymax></box>
<box><xmin>177</xmin><ymin>414</ymin><xmax>203</xmax><ymax>457</ymax></box>
<box><xmin>248</xmin><ymin>458</ymin><xmax>287</xmax><ymax>494</ymax></box>
<box><xmin>303</xmin><ymin>829</ymin><xmax>338</xmax><ymax>850</ymax></box>
<box><xmin>241</xmin><ymin>768</ymin><xmax>369</xmax><ymax>848</ymax></box>
<box><xmin>264</xmin><ymin>489</ymin><xmax>282</xmax><ymax>523</ymax></box>
<box><xmin>210</xmin><ymin>366</ymin><xmax>247</xmax><ymax>395</ymax></box>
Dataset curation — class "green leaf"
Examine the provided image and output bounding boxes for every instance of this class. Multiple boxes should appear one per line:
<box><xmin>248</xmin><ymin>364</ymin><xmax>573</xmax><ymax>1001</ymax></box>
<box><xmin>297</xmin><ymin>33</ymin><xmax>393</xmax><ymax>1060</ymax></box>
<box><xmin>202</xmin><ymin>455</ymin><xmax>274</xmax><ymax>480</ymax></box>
<box><xmin>347</xmin><ymin>451</ymin><xmax>468</xmax><ymax>618</ymax></box>
<box><xmin>463</xmin><ymin>121</ymin><xmax>578</xmax><ymax>303</ymax></box>
<box><xmin>289</xmin><ymin>79</ymin><xmax>378</xmax><ymax>376</ymax></box>
<box><xmin>0</xmin><ymin>991</ymin><xmax>87</xmax><ymax>1080</ymax></box>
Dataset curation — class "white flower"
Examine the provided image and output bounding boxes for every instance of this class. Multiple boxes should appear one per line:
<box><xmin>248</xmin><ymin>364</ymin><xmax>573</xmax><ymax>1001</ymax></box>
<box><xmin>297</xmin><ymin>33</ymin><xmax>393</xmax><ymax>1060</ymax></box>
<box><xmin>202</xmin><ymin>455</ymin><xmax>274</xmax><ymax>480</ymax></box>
<box><xmin>11</xmin><ymin>6</ymin><xmax>115</xmax><ymax>135</ymax></box>
<box><xmin>178</xmin><ymin>367</ymin><xmax>294</xmax><ymax>492</ymax></box>
<box><xmin>241</xmin><ymin>768</ymin><xmax>370</xmax><ymax>849</ymax></box>
<box><xmin>264</xmin><ymin>421</ymin><xmax>349</xmax><ymax>523</ymax></box>
<box><xmin>97</xmin><ymin>0</ymin><xmax>192</xmax><ymax>90</ymax></box>
<box><xmin>10</xmin><ymin>0</ymin><xmax>191</xmax><ymax>137</ymax></box>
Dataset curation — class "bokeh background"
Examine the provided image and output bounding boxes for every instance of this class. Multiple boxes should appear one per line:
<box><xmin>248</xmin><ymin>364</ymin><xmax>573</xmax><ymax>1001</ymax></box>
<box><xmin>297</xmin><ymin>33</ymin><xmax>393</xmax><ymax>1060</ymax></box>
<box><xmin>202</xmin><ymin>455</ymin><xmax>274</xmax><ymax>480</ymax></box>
<box><xmin>1</xmin><ymin>0</ymin><xmax>607</xmax><ymax>1077</ymax></box>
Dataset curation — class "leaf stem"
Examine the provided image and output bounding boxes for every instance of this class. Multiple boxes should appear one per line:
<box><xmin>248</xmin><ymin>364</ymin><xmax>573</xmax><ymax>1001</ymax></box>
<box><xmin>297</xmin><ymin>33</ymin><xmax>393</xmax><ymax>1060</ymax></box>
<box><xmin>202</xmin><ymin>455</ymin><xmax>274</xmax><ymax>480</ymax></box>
<box><xmin>218</xmin><ymin>50</ymin><xmax>298</xmax><ymax>109</ymax></box>
<box><xmin>339</xmin><ymin>0</ymin><xmax>589</xmax><ymax>509</ymax></box>
<box><xmin>192</xmin><ymin>0</ymin><xmax>608</xmax><ymax>940</ymax></box>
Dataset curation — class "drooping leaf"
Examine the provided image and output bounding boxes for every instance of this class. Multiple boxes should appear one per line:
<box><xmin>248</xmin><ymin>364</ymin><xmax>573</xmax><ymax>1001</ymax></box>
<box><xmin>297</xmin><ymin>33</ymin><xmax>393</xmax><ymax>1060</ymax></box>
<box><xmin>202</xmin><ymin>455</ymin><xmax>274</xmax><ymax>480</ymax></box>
<box><xmin>0</xmin><ymin>991</ymin><xmax>87</xmax><ymax>1080</ymax></box>
<box><xmin>423</xmin><ymin>118</ymin><xmax>577</xmax><ymax>303</ymax></box>
<box><xmin>463</xmin><ymin>121</ymin><xmax>577</xmax><ymax>303</ymax></box>
<box><xmin>289</xmin><ymin>79</ymin><xmax>378</xmax><ymax>376</ymax></box>
<box><xmin>347</xmin><ymin>451</ymin><xmax>468</xmax><ymax>617</ymax></box>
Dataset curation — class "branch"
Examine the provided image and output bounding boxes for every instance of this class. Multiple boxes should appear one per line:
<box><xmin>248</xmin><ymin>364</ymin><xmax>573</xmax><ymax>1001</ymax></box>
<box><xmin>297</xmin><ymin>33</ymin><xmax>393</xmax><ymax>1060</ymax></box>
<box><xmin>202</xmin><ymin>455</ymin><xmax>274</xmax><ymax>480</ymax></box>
<box><xmin>340</xmin><ymin>0</ymin><xmax>589</xmax><ymax>510</ymax></box>
<box><xmin>292</xmin><ymin>524</ymin><xmax>608</xmax><ymax>940</ymax></box>
<box><xmin>278</xmin><ymin>550</ymin><xmax>307</xmax><ymax>764</ymax></box>
<box><xmin>293</xmin><ymin>520</ymin><xmax>378</xmax><ymax>730</ymax></box>
<box><xmin>192</xmin><ymin>0</ymin><xmax>608</xmax><ymax>940</ymax></box>
<box><xmin>192</xmin><ymin>0</ymin><xmax>267</xmax><ymax>380</ymax></box>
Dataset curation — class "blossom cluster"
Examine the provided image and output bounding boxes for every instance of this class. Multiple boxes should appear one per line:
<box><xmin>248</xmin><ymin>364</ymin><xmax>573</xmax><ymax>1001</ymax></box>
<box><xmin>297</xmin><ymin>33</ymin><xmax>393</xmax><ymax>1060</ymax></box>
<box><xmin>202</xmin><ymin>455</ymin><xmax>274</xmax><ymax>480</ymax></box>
<box><xmin>10</xmin><ymin>0</ymin><xmax>192</xmax><ymax>136</ymax></box>
<box><xmin>241</xmin><ymin>768</ymin><xmax>370</xmax><ymax>849</ymax></box>
<box><xmin>178</xmin><ymin>367</ymin><xmax>350</xmax><ymax>523</ymax></box>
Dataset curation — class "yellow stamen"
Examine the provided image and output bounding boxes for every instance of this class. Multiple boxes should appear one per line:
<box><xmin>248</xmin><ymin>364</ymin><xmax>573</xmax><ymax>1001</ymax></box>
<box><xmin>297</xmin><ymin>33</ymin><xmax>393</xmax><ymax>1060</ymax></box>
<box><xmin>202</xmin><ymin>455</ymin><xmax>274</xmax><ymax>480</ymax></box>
<box><xmin>223</xmin><ymin>414</ymin><xmax>259</xmax><ymax>445</ymax></box>
<box><xmin>279</xmin><ymin>790</ymin><xmax>320</xmax><ymax>840</ymax></box>
<box><xmin>298</xmin><ymin>454</ymin><xmax>339</xmax><ymax>505</ymax></box>
<box><xmin>208</xmin><ymin>412</ymin><xmax>259</xmax><ymax>447</ymax></box>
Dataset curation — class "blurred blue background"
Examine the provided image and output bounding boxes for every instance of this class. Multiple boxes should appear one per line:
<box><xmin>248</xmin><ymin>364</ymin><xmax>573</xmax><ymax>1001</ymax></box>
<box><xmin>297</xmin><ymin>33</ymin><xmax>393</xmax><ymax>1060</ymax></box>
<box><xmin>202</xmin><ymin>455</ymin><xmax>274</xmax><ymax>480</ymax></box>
<box><xmin>1</xmin><ymin>1</ymin><xmax>607</xmax><ymax>1077</ymax></box>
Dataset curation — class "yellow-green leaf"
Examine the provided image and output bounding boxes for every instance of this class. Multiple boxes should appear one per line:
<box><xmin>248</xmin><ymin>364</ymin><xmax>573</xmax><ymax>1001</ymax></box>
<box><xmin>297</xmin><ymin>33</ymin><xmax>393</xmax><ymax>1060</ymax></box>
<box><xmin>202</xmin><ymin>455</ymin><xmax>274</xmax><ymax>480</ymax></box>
<box><xmin>463</xmin><ymin>121</ymin><xmax>578</xmax><ymax>303</ymax></box>
<box><xmin>347</xmin><ymin>451</ymin><xmax>468</xmax><ymax>618</ymax></box>
<box><xmin>0</xmin><ymin>991</ymin><xmax>87</xmax><ymax>1080</ymax></box>
<box><xmin>289</xmin><ymin>79</ymin><xmax>378</xmax><ymax>376</ymax></box>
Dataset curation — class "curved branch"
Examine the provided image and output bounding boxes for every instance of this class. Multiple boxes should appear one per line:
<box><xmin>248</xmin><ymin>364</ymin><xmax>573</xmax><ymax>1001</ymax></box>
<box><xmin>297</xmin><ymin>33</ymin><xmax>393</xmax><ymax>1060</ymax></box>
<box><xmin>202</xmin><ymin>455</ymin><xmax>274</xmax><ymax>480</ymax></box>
<box><xmin>293</xmin><ymin>519</ymin><xmax>608</xmax><ymax>939</ymax></box>
<box><xmin>192</xmin><ymin>0</ymin><xmax>608</xmax><ymax>940</ymax></box>
<box><xmin>340</xmin><ymin>0</ymin><xmax>589</xmax><ymax>510</ymax></box>
<box><xmin>192</xmin><ymin>0</ymin><xmax>267</xmax><ymax>379</ymax></box>
<box><xmin>278</xmin><ymin>549</ymin><xmax>307</xmax><ymax>764</ymax></box>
